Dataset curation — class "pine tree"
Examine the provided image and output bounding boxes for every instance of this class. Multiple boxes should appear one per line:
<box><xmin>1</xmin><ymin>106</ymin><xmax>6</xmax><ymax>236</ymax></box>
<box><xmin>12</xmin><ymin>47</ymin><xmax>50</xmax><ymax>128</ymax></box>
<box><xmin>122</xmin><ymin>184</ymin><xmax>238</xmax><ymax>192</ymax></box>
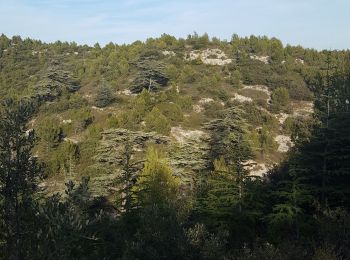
<box><xmin>144</xmin><ymin>107</ymin><xmax>171</xmax><ymax>135</ymax></box>
<box><xmin>305</xmin><ymin>56</ymin><xmax>350</xmax><ymax>209</ymax></box>
<box><xmin>267</xmin><ymin>158</ymin><xmax>311</xmax><ymax>240</ymax></box>
<box><xmin>126</xmin><ymin>147</ymin><xmax>185</xmax><ymax>259</ymax></box>
<box><xmin>0</xmin><ymin>98</ymin><xmax>41</xmax><ymax>259</ymax></box>
<box><xmin>36</xmin><ymin>116</ymin><xmax>63</xmax><ymax>151</ymax></box>
<box><xmin>116</xmin><ymin>140</ymin><xmax>143</xmax><ymax>213</ymax></box>
<box><xmin>130</xmin><ymin>56</ymin><xmax>169</xmax><ymax>93</ymax></box>
<box><xmin>198</xmin><ymin>108</ymin><xmax>255</xmax><ymax>241</ymax></box>
<box><xmin>258</xmin><ymin>125</ymin><xmax>277</xmax><ymax>158</ymax></box>
<box><xmin>136</xmin><ymin>147</ymin><xmax>179</xmax><ymax>208</ymax></box>
<box><xmin>230</xmin><ymin>70</ymin><xmax>242</xmax><ymax>88</ymax></box>
<box><xmin>270</xmin><ymin>87</ymin><xmax>290</xmax><ymax>113</ymax></box>
<box><xmin>95</xmin><ymin>81</ymin><xmax>115</xmax><ymax>108</ymax></box>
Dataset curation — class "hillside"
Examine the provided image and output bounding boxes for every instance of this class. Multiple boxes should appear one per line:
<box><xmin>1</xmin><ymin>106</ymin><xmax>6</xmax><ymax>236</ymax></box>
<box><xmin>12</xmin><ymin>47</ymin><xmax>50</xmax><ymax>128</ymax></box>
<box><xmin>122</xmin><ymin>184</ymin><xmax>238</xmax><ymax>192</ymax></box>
<box><xmin>0</xmin><ymin>33</ymin><xmax>330</xmax><ymax>194</ymax></box>
<box><xmin>1</xmin><ymin>33</ymin><xmax>350</xmax><ymax>259</ymax></box>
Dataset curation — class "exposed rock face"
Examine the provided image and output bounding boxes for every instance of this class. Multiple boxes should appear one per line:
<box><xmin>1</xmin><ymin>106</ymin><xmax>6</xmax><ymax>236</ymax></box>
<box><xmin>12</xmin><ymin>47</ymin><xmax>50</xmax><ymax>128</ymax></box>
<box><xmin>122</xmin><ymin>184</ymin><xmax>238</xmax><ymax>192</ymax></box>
<box><xmin>275</xmin><ymin>113</ymin><xmax>289</xmax><ymax>129</ymax></box>
<box><xmin>231</xmin><ymin>93</ymin><xmax>253</xmax><ymax>103</ymax></box>
<box><xmin>243</xmin><ymin>160</ymin><xmax>270</xmax><ymax>177</ymax></box>
<box><xmin>198</xmin><ymin>97</ymin><xmax>214</xmax><ymax>104</ymax></box>
<box><xmin>249</xmin><ymin>55</ymin><xmax>270</xmax><ymax>64</ymax></box>
<box><xmin>293</xmin><ymin>101</ymin><xmax>314</xmax><ymax>117</ymax></box>
<box><xmin>243</xmin><ymin>85</ymin><xmax>271</xmax><ymax>97</ymax></box>
<box><xmin>274</xmin><ymin>135</ymin><xmax>294</xmax><ymax>153</ymax></box>
<box><xmin>62</xmin><ymin>119</ymin><xmax>72</xmax><ymax>124</ymax></box>
<box><xmin>185</xmin><ymin>48</ymin><xmax>232</xmax><ymax>66</ymax></box>
<box><xmin>162</xmin><ymin>50</ymin><xmax>176</xmax><ymax>56</ymax></box>
<box><xmin>295</xmin><ymin>58</ymin><xmax>305</xmax><ymax>64</ymax></box>
<box><xmin>116</xmin><ymin>89</ymin><xmax>136</xmax><ymax>96</ymax></box>
<box><xmin>170</xmin><ymin>127</ymin><xmax>205</xmax><ymax>145</ymax></box>
<box><xmin>193</xmin><ymin>104</ymin><xmax>204</xmax><ymax>113</ymax></box>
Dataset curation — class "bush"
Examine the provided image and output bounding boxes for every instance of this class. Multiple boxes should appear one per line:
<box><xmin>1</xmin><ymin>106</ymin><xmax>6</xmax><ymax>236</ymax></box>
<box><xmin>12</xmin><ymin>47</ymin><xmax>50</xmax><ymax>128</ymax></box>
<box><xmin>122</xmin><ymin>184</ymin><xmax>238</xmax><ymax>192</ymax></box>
<box><xmin>230</xmin><ymin>70</ymin><xmax>242</xmax><ymax>88</ymax></box>
<box><xmin>176</xmin><ymin>96</ymin><xmax>193</xmax><ymax>112</ymax></box>
<box><xmin>95</xmin><ymin>83</ymin><xmax>115</xmax><ymax>108</ymax></box>
<box><xmin>180</xmin><ymin>65</ymin><xmax>197</xmax><ymax>84</ymax></box>
<box><xmin>204</xmin><ymin>101</ymin><xmax>224</xmax><ymax>118</ymax></box>
<box><xmin>270</xmin><ymin>87</ymin><xmax>290</xmax><ymax>113</ymax></box>
<box><xmin>36</xmin><ymin>116</ymin><xmax>63</xmax><ymax>150</ymax></box>
<box><xmin>156</xmin><ymin>102</ymin><xmax>183</xmax><ymax>123</ymax></box>
<box><xmin>145</xmin><ymin>108</ymin><xmax>171</xmax><ymax>135</ymax></box>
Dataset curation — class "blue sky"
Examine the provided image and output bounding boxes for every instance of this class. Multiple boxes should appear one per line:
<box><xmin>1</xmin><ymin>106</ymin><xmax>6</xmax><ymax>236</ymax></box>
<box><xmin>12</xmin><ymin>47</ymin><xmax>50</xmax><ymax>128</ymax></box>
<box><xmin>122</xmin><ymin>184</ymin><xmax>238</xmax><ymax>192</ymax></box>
<box><xmin>0</xmin><ymin>0</ymin><xmax>349</xmax><ymax>50</ymax></box>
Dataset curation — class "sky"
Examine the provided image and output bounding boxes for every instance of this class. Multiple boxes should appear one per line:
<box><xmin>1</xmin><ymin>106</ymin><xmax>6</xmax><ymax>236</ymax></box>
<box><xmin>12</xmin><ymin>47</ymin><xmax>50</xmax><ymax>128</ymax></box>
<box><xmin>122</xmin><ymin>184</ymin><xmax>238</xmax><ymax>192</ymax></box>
<box><xmin>0</xmin><ymin>0</ymin><xmax>349</xmax><ymax>50</ymax></box>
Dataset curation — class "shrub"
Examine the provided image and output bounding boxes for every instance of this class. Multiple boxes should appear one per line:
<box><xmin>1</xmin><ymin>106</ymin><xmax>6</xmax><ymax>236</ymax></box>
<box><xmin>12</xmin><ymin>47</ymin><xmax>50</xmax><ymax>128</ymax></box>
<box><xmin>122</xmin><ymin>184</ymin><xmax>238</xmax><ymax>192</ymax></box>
<box><xmin>270</xmin><ymin>87</ymin><xmax>290</xmax><ymax>113</ymax></box>
<box><xmin>145</xmin><ymin>108</ymin><xmax>171</xmax><ymax>135</ymax></box>
<box><xmin>176</xmin><ymin>96</ymin><xmax>193</xmax><ymax>112</ymax></box>
<box><xmin>180</xmin><ymin>65</ymin><xmax>197</xmax><ymax>84</ymax></box>
<box><xmin>230</xmin><ymin>70</ymin><xmax>242</xmax><ymax>88</ymax></box>
<box><xmin>36</xmin><ymin>116</ymin><xmax>63</xmax><ymax>150</ymax></box>
<box><xmin>95</xmin><ymin>82</ymin><xmax>115</xmax><ymax>108</ymax></box>
<box><xmin>156</xmin><ymin>102</ymin><xmax>184</xmax><ymax>123</ymax></box>
<box><xmin>204</xmin><ymin>101</ymin><xmax>224</xmax><ymax>118</ymax></box>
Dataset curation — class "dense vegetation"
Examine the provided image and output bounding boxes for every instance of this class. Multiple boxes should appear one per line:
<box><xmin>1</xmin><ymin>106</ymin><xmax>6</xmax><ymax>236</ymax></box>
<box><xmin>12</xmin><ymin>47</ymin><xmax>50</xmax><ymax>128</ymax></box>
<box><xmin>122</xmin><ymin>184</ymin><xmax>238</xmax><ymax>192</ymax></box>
<box><xmin>0</xmin><ymin>33</ymin><xmax>349</xmax><ymax>259</ymax></box>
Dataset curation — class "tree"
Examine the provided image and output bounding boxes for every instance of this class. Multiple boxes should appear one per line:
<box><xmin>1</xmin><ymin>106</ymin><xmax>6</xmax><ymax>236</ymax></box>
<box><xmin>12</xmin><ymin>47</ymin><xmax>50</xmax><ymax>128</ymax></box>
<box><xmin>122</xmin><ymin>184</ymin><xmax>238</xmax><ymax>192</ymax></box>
<box><xmin>258</xmin><ymin>126</ymin><xmax>277</xmax><ymax>158</ymax></box>
<box><xmin>116</xmin><ymin>140</ymin><xmax>143</xmax><ymax>213</ymax></box>
<box><xmin>36</xmin><ymin>116</ymin><xmax>63</xmax><ymax>151</ymax></box>
<box><xmin>267</xmin><ymin>158</ymin><xmax>311</xmax><ymax>241</ymax></box>
<box><xmin>61</xmin><ymin>141</ymin><xmax>80</xmax><ymax>177</ymax></box>
<box><xmin>125</xmin><ymin>148</ymin><xmax>185</xmax><ymax>259</ymax></box>
<box><xmin>0</xmin><ymin>98</ymin><xmax>41</xmax><ymax>259</ymax></box>
<box><xmin>155</xmin><ymin>102</ymin><xmax>183</xmax><ymax>123</ymax></box>
<box><xmin>306</xmin><ymin>58</ymin><xmax>350</xmax><ymax>209</ymax></box>
<box><xmin>197</xmin><ymin>108</ymin><xmax>257</xmax><ymax>246</ymax></box>
<box><xmin>144</xmin><ymin>107</ymin><xmax>171</xmax><ymax>135</ymax></box>
<box><xmin>270</xmin><ymin>87</ymin><xmax>290</xmax><ymax>113</ymax></box>
<box><xmin>130</xmin><ymin>56</ymin><xmax>169</xmax><ymax>93</ymax></box>
<box><xmin>36</xmin><ymin>178</ymin><xmax>104</xmax><ymax>259</ymax></box>
<box><xmin>34</xmin><ymin>61</ymin><xmax>80</xmax><ymax>102</ymax></box>
<box><xmin>230</xmin><ymin>70</ymin><xmax>242</xmax><ymax>88</ymax></box>
<box><xmin>95</xmin><ymin>81</ymin><xmax>115</xmax><ymax>108</ymax></box>
<box><xmin>136</xmin><ymin>147</ymin><xmax>179</xmax><ymax>208</ymax></box>
<box><xmin>269</xmin><ymin>38</ymin><xmax>284</xmax><ymax>62</ymax></box>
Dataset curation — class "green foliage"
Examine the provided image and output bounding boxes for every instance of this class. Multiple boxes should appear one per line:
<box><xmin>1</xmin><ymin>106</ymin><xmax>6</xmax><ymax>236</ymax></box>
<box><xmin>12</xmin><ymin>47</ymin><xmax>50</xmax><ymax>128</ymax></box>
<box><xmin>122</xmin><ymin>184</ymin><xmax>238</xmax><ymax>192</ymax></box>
<box><xmin>0</xmin><ymin>98</ymin><xmax>42</xmax><ymax>259</ymax></box>
<box><xmin>145</xmin><ymin>107</ymin><xmax>171</xmax><ymax>135</ymax></box>
<box><xmin>35</xmin><ymin>178</ymin><xmax>108</xmax><ymax>259</ymax></box>
<box><xmin>284</xmin><ymin>116</ymin><xmax>314</xmax><ymax>144</ymax></box>
<box><xmin>130</xmin><ymin>56</ymin><xmax>169</xmax><ymax>93</ymax></box>
<box><xmin>258</xmin><ymin>126</ymin><xmax>277</xmax><ymax>157</ymax></box>
<box><xmin>267</xmin><ymin>159</ymin><xmax>312</xmax><ymax>241</ymax></box>
<box><xmin>199</xmin><ymin>108</ymin><xmax>255</xmax><ymax>241</ymax></box>
<box><xmin>1</xmin><ymin>33</ymin><xmax>350</xmax><ymax>259</ymax></box>
<box><xmin>155</xmin><ymin>102</ymin><xmax>184</xmax><ymax>123</ymax></box>
<box><xmin>187</xmin><ymin>32</ymin><xmax>210</xmax><ymax>50</ymax></box>
<box><xmin>230</xmin><ymin>70</ymin><xmax>242</xmax><ymax>88</ymax></box>
<box><xmin>270</xmin><ymin>87</ymin><xmax>290</xmax><ymax>113</ymax></box>
<box><xmin>176</xmin><ymin>95</ymin><xmax>193</xmax><ymax>112</ymax></box>
<box><xmin>36</xmin><ymin>116</ymin><xmax>63</xmax><ymax>150</ymax></box>
<box><xmin>115</xmin><ymin>141</ymin><xmax>143</xmax><ymax>213</ymax></box>
<box><xmin>136</xmin><ymin>147</ymin><xmax>179</xmax><ymax>208</ymax></box>
<box><xmin>94</xmin><ymin>81</ymin><xmax>115</xmax><ymax>107</ymax></box>
<box><xmin>165</xmin><ymin>64</ymin><xmax>180</xmax><ymax>81</ymax></box>
<box><xmin>180</xmin><ymin>65</ymin><xmax>197</xmax><ymax>84</ymax></box>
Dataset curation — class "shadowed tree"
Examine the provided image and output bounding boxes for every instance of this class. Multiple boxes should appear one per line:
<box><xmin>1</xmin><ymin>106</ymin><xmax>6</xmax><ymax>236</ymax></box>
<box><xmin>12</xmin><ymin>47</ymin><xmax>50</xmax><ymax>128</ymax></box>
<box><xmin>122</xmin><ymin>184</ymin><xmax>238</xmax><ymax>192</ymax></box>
<box><xmin>0</xmin><ymin>98</ymin><xmax>41</xmax><ymax>259</ymax></box>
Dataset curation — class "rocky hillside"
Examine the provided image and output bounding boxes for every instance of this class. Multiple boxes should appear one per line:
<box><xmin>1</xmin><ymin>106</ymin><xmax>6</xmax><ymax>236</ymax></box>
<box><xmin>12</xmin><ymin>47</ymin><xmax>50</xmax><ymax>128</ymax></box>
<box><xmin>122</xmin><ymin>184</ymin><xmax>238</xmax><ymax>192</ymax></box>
<box><xmin>0</xmin><ymin>33</ymin><xmax>340</xmax><ymax>196</ymax></box>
